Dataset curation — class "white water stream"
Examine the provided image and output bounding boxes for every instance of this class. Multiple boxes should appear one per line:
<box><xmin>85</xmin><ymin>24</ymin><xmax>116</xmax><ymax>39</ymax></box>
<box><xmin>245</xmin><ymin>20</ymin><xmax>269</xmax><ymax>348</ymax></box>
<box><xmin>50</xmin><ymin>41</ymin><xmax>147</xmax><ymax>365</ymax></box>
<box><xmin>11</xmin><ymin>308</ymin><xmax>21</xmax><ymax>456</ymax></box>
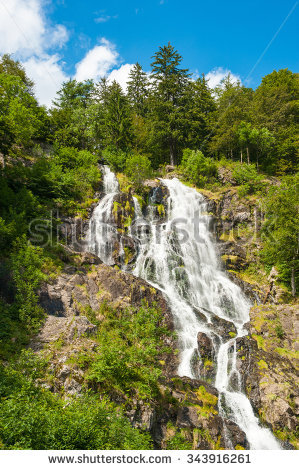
<box><xmin>87</xmin><ymin>166</ymin><xmax>119</xmax><ymax>265</ymax></box>
<box><xmin>88</xmin><ymin>169</ymin><xmax>280</xmax><ymax>450</ymax></box>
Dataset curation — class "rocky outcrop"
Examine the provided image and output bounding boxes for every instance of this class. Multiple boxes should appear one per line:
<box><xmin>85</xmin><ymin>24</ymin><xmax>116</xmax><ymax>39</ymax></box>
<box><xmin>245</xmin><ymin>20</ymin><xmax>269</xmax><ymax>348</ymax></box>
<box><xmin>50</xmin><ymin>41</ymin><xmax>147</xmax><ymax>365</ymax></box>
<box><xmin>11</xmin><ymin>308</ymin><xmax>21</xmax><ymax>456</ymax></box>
<box><xmin>37</xmin><ymin>250</ymin><xmax>177</xmax><ymax>376</ymax></box>
<box><xmin>236</xmin><ymin>304</ymin><xmax>299</xmax><ymax>449</ymax></box>
<box><xmin>217</xmin><ymin>167</ymin><xmax>237</xmax><ymax>186</ymax></box>
<box><xmin>202</xmin><ymin>188</ymin><xmax>280</xmax><ymax>303</ymax></box>
<box><xmin>148</xmin><ymin>377</ymin><xmax>248</xmax><ymax>450</ymax></box>
<box><xmin>193</xmin><ymin>307</ymin><xmax>237</xmax><ymax>342</ymax></box>
<box><xmin>145</xmin><ymin>180</ymin><xmax>169</xmax><ymax>222</ymax></box>
<box><xmin>197</xmin><ymin>332</ymin><xmax>217</xmax><ymax>381</ymax></box>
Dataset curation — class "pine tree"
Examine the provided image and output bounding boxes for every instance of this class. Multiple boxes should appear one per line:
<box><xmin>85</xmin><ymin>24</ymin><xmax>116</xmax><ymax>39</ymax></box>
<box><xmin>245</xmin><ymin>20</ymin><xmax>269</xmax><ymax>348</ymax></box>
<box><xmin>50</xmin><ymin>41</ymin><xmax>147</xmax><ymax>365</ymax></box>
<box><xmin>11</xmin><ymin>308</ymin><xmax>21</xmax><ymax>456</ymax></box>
<box><xmin>99</xmin><ymin>81</ymin><xmax>133</xmax><ymax>150</ymax></box>
<box><xmin>94</xmin><ymin>77</ymin><xmax>110</xmax><ymax>105</ymax></box>
<box><xmin>127</xmin><ymin>63</ymin><xmax>149</xmax><ymax>116</ymax></box>
<box><xmin>53</xmin><ymin>79</ymin><xmax>94</xmax><ymax>109</ymax></box>
<box><xmin>50</xmin><ymin>79</ymin><xmax>95</xmax><ymax>149</ymax></box>
<box><xmin>183</xmin><ymin>74</ymin><xmax>216</xmax><ymax>152</ymax></box>
<box><xmin>149</xmin><ymin>42</ymin><xmax>190</xmax><ymax>165</ymax></box>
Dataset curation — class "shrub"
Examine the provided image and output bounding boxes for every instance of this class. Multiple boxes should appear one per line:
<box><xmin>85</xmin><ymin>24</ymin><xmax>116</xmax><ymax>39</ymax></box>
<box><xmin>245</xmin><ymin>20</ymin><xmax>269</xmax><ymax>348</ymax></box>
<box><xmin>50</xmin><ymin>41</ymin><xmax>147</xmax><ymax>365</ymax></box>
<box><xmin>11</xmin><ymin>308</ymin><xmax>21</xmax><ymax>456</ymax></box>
<box><xmin>88</xmin><ymin>301</ymin><xmax>171</xmax><ymax>401</ymax></box>
<box><xmin>232</xmin><ymin>163</ymin><xmax>264</xmax><ymax>195</ymax></box>
<box><xmin>27</xmin><ymin>149</ymin><xmax>101</xmax><ymax>209</ymax></box>
<box><xmin>125</xmin><ymin>154</ymin><xmax>152</xmax><ymax>189</ymax></box>
<box><xmin>0</xmin><ymin>351</ymin><xmax>152</xmax><ymax>450</ymax></box>
<box><xmin>102</xmin><ymin>147</ymin><xmax>127</xmax><ymax>172</ymax></box>
<box><xmin>180</xmin><ymin>149</ymin><xmax>217</xmax><ymax>186</ymax></box>
<box><xmin>11</xmin><ymin>236</ymin><xmax>47</xmax><ymax>331</ymax></box>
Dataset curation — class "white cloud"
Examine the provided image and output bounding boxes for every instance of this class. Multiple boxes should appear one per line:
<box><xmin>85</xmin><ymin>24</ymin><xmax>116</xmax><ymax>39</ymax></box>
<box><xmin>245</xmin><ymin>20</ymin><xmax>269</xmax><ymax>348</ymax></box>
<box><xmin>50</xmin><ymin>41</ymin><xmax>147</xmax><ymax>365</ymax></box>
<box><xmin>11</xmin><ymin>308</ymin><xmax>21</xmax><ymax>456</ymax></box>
<box><xmin>94</xmin><ymin>15</ymin><xmax>118</xmax><ymax>23</ymax></box>
<box><xmin>48</xmin><ymin>24</ymin><xmax>69</xmax><ymax>49</ymax></box>
<box><xmin>23</xmin><ymin>54</ymin><xmax>69</xmax><ymax>107</ymax></box>
<box><xmin>206</xmin><ymin>67</ymin><xmax>241</xmax><ymax>89</ymax></box>
<box><xmin>74</xmin><ymin>39</ymin><xmax>119</xmax><ymax>82</ymax></box>
<box><xmin>107</xmin><ymin>63</ymin><xmax>135</xmax><ymax>92</ymax></box>
<box><xmin>0</xmin><ymin>0</ymin><xmax>45</xmax><ymax>57</ymax></box>
<box><xmin>0</xmin><ymin>0</ymin><xmax>70</xmax><ymax>107</ymax></box>
<box><xmin>0</xmin><ymin>2</ymin><xmax>143</xmax><ymax>107</ymax></box>
<box><xmin>0</xmin><ymin>0</ymin><xmax>68</xmax><ymax>58</ymax></box>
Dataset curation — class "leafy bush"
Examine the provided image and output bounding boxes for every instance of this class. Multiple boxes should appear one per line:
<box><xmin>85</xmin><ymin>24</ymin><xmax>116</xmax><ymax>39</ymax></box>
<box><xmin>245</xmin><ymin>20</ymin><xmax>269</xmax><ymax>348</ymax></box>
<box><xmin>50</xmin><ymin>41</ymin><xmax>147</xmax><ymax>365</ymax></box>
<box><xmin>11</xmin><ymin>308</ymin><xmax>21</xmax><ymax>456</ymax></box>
<box><xmin>180</xmin><ymin>149</ymin><xmax>217</xmax><ymax>186</ymax></box>
<box><xmin>11</xmin><ymin>236</ymin><xmax>47</xmax><ymax>331</ymax></box>
<box><xmin>232</xmin><ymin>163</ymin><xmax>264</xmax><ymax>195</ymax></box>
<box><xmin>54</xmin><ymin>147</ymin><xmax>98</xmax><ymax>170</ymax></box>
<box><xmin>102</xmin><ymin>147</ymin><xmax>127</xmax><ymax>172</ymax></box>
<box><xmin>125</xmin><ymin>154</ymin><xmax>152</xmax><ymax>189</ymax></box>
<box><xmin>88</xmin><ymin>301</ymin><xmax>171</xmax><ymax>401</ymax></box>
<box><xmin>27</xmin><ymin>149</ymin><xmax>101</xmax><ymax>209</ymax></box>
<box><xmin>0</xmin><ymin>351</ymin><xmax>152</xmax><ymax>450</ymax></box>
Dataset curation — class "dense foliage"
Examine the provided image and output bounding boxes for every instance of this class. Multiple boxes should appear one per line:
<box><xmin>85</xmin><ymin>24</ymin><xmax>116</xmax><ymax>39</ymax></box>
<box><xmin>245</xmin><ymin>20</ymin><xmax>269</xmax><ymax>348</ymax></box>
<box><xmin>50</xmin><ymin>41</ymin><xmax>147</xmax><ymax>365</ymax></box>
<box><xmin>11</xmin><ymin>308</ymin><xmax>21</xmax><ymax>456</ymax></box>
<box><xmin>0</xmin><ymin>351</ymin><xmax>152</xmax><ymax>450</ymax></box>
<box><xmin>261</xmin><ymin>175</ymin><xmax>299</xmax><ymax>296</ymax></box>
<box><xmin>87</xmin><ymin>301</ymin><xmax>171</xmax><ymax>401</ymax></box>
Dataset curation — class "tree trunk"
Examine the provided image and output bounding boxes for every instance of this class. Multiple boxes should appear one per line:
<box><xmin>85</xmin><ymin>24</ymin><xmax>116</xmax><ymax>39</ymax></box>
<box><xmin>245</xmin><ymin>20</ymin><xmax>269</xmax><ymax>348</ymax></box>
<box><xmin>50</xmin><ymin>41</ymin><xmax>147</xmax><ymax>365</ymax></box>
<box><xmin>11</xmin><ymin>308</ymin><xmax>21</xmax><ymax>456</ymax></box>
<box><xmin>169</xmin><ymin>140</ymin><xmax>176</xmax><ymax>166</ymax></box>
<box><xmin>291</xmin><ymin>252</ymin><xmax>297</xmax><ymax>297</ymax></box>
<box><xmin>291</xmin><ymin>266</ymin><xmax>296</xmax><ymax>297</ymax></box>
<box><xmin>240</xmin><ymin>149</ymin><xmax>243</xmax><ymax>163</ymax></box>
<box><xmin>246</xmin><ymin>147</ymin><xmax>250</xmax><ymax>163</ymax></box>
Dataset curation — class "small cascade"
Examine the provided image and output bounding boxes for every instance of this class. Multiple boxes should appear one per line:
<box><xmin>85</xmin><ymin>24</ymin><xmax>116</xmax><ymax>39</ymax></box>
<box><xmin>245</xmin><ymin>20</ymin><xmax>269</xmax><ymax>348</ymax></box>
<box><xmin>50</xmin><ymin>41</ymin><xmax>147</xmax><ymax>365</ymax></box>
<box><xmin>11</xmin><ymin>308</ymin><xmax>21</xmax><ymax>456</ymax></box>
<box><xmin>88</xmin><ymin>169</ymin><xmax>281</xmax><ymax>450</ymax></box>
<box><xmin>87</xmin><ymin>165</ymin><xmax>119</xmax><ymax>265</ymax></box>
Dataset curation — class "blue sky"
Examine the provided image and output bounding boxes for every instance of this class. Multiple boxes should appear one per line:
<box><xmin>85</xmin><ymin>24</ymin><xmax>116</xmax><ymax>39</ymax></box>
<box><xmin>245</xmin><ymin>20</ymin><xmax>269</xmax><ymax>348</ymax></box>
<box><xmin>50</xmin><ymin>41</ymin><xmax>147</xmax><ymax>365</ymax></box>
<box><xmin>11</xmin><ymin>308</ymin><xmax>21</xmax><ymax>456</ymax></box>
<box><xmin>0</xmin><ymin>0</ymin><xmax>298</xmax><ymax>106</ymax></box>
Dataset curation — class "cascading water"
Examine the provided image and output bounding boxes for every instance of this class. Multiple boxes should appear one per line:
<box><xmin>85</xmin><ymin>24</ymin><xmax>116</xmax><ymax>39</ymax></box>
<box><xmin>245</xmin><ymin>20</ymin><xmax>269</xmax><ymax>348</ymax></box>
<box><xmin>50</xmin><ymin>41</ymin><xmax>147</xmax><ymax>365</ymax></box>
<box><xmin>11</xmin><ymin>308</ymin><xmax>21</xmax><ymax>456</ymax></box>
<box><xmin>88</xmin><ymin>168</ymin><xmax>280</xmax><ymax>450</ymax></box>
<box><xmin>87</xmin><ymin>165</ymin><xmax>119</xmax><ymax>265</ymax></box>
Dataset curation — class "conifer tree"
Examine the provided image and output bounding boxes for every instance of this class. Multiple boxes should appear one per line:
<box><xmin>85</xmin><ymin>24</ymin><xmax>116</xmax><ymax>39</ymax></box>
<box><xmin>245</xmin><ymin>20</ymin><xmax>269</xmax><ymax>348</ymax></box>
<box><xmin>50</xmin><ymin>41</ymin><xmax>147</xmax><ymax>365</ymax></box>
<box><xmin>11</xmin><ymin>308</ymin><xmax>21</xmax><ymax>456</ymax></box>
<box><xmin>127</xmin><ymin>63</ymin><xmax>149</xmax><ymax>116</ymax></box>
<box><xmin>99</xmin><ymin>81</ymin><xmax>133</xmax><ymax>150</ymax></box>
<box><xmin>149</xmin><ymin>42</ymin><xmax>190</xmax><ymax>165</ymax></box>
<box><xmin>183</xmin><ymin>74</ymin><xmax>216</xmax><ymax>152</ymax></box>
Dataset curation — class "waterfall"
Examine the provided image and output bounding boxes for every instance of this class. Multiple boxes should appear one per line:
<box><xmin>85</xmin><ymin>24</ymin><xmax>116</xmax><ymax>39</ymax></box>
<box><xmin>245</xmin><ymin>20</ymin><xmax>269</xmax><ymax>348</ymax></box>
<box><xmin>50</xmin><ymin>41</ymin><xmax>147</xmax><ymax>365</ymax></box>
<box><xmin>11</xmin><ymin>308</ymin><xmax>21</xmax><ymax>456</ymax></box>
<box><xmin>87</xmin><ymin>165</ymin><xmax>119</xmax><ymax>265</ymax></box>
<box><xmin>88</xmin><ymin>169</ymin><xmax>280</xmax><ymax>450</ymax></box>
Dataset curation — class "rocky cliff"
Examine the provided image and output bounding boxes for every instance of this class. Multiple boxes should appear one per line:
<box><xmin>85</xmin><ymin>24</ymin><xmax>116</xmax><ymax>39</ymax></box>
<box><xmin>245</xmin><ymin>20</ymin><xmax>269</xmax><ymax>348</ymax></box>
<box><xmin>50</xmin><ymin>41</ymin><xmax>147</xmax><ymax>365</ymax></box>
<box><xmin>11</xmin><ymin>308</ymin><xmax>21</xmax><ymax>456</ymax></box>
<box><xmin>33</xmin><ymin>249</ymin><xmax>248</xmax><ymax>450</ymax></box>
<box><xmin>30</xmin><ymin>172</ymin><xmax>298</xmax><ymax>449</ymax></box>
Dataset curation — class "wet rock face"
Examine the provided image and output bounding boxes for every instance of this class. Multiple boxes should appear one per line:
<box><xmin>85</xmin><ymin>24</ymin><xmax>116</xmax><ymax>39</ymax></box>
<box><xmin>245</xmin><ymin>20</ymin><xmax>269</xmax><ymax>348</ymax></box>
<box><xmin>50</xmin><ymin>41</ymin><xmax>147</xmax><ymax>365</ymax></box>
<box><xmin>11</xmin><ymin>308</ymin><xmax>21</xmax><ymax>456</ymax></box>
<box><xmin>146</xmin><ymin>182</ymin><xmax>169</xmax><ymax>222</ymax></box>
<box><xmin>236</xmin><ymin>304</ymin><xmax>299</xmax><ymax>449</ymax></box>
<box><xmin>202</xmin><ymin>189</ymin><xmax>266</xmax><ymax>302</ymax></box>
<box><xmin>209</xmin><ymin>314</ymin><xmax>237</xmax><ymax>342</ymax></box>
<box><xmin>149</xmin><ymin>186</ymin><xmax>164</xmax><ymax>204</ymax></box>
<box><xmin>193</xmin><ymin>307</ymin><xmax>237</xmax><ymax>343</ymax></box>
<box><xmin>197</xmin><ymin>332</ymin><xmax>217</xmax><ymax>381</ymax></box>
<box><xmin>58</xmin><ymin>217</ymin><xmax>90</xmax><ymax>252</ymax></box>
<box><xmin>197</xmin><ymin>333</ymin><xmax>214</xmax><ymax>360</ymax></box>
<box><xmin>146</xmin><ymin>377</ymin><xmax>249</xmax><ymax>450</ymax></box>
<box><xmin>112</xmin><ymin>192</ymin><xmax>135</xmax><ymax>231</ymax></box>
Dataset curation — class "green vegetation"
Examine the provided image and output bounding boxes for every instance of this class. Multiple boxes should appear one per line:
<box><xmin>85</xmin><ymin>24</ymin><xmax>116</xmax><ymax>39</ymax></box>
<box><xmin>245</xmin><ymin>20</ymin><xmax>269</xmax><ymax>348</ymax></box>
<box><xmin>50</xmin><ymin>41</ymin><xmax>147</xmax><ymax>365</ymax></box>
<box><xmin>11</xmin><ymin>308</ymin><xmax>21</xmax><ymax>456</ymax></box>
<box><xmin>88</xmin><ymin>301</ymin><xmax>172</xmax><ymax>402</ymax></box>
<box><xmin>232</xmin><ymin>162</ymin><xmax>264</xmax><ymax>195</ymax></box>
<box><xmin>0</xmin><ymin>351</ymin><xmax>152</xmax><ymax>450</ymax></box>
<box><xmin>125</xmin><ymin>154</ymin><xmax>152</xmax><ymax>190</ymax></box>
<box><xmin>180</xmin><ymin>149</ymin><xmax>217</xmax><ymax>186</ymax></box>
<box><xmin>261</xmin><ymin>175</ymin><xmax>299</xmax><ymax>295</ymax></box>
